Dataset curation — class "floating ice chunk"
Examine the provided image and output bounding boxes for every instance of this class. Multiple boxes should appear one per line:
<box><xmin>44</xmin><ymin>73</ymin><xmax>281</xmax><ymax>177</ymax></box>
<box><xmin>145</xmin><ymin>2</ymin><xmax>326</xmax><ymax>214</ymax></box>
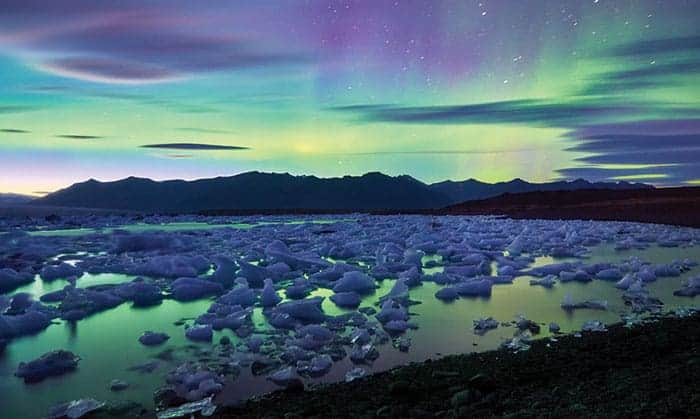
<box><xmin>40</xmin><ymin>262</ymin><xmax>82</xmax><ymax>281</ymax></box>
<box><xmin>350</xmin><ymin>328</ymin><xmax>371</xmax><ymax>345</ymax></box>
<box><xmin>559</xmin><ymin>270</ymin><xmax>592</xmax><ymax>283</ymax></box>
<box><xmin>15</xmin><ymin>350</ymin><xmax>80</xmax><ymax>383</ymax></box>
<box><xmin>265</xmin><ymin>240</ymin><xmax>329</xmax><ymax>270</ymax></box>
<box><xmin>434</xmin><ymin>287</ymin><xmax>458</xmax><ymax>301</ymax></box>
<box><xmin>285</xmin><ymin>279</ymin><xmax>313</xmax><ymax>300</ymax></box>
<box><xmin>622</xmin><ymin>281</ymin><xmax>662</xmax><ymax>313</ymax></box>
<box><xmin>268</xmin><ymin>366</ymin><xmax>302</xmax><ymax>387</ymax></box>
<box><xmin>138</xmin><ymin>331</ymin><xmax>170</xmax><ymax>346</ymax></box>
<box><xmin>383</xmin><ymin>319</ymin><xmax>416</xmax><ymax>335</ymax></box>
<box><xmin>673</xmin><ymin>275</ymin><xmax>700</xmax><ymax>297</ymax></box>
<box><xmin>454</xmin><ymin>278</ymin><xmax>492</xmax><ymax>297</ymax></box>
<box><xmin>0</xmin><ymin>310</ymin><xmax>53</xmax><ymax>339</ymax></box>
<box><xmin>581</xmin><ymin>320</ymin><xmax>607</xmax><ymax>332</ymax></box>
<box><xmin>217</xmin><ymin>283</ymin><xmax>255</xmax><ymax>307</ymax></box>
<box><xmin>615</xmin><ymin>273</ymin><xmax>636</xmax><ymax>290</ymax></box>
<box><xmin>398</xmin><ymin>266</ymin><xmax>422</xmax><ymax>287</ymax></box>
<box><xmin>113</xmin><ymin>232</ymin><xmax>174</xmax><ymax>253</ymax></box>
<box><xmin>349</xmin><ymin>343</ymin><xmax>379</xmax><ymax>363</ymax></box>
<box><xmin>275</xmin><ymin>296</ymin><xmax>326</xmax><ymax>323</ymax></box>
<box><xmin>395</xmin><ymin>336</ymin><xmax>411</xmax><ymax>352</ymax></box>
<box><xmin>530</xmin><ymin>263</ymin><xmax>577</xmax><ymax>277</ymax></box>
<box><xmin>654</xmin><ymin>263</ymin><xmax>682</xmax><ymax>277</ymax></box>
<box><xmin>345</xmin><ymin>367</ymin><xmax>367</xmax><ymax>382</ymax></box>
<box><xmin>237</xmin><ymin>261</ymin><xmax>269</xmax><ymax>288</ymax></box>
<box><xmin>185</xmin><ymin>325</ymin><xmax>213</xmax><ymax>342</ymax></box>
<box><xmin>135</xmin><ymin>256</ymin><xmax>207</xmax><ymax>279</ymax></box>
<box><xmin>0</xmin><ymin>268</ymin><xmax>34</xmax><ymax>293</ymax></box>
<box><xmin>473</xmin><ymin>317</ymin><xmax>499</xmax><ymax>335</ymax></box>
<box><xmin>155</xmin><ymin>396</ymin><xmax>216</xmax><ymax>419</ymax></box>
<box><xmin>376</xmin><ymin>300</ymin><xmax>409</xmax><ymax>324</ymax></box>
<box><xmin>561</xmin><ymin>294</ymin><xmax>608</xmax><ymax>311</ymax></box>
<box><xmin>330</xmin><ymin>291</ymin><xmax>361</xmax><ymax>308</ymax></box>
<box><xmin>4</xmin><ymin>293</ymin><xmax>33</xmax><ymax>315</ymax></box>
<box><xmin>47</xmin><ymin>398</ymin><xmax>105</xmax><ymax>419</ymax></box>
<box><xmin>332</xmin><ymin>271</ymin><xmax>376</xmax><ymax>295</ymax></box>
<box><xmin>515</xmin><ymin>316</ymin><xmax>541</xmax><ymax>334</ymax></box>
<box><xmin>500</xmin><ymin>335</ymin><xmax>531</xmax><ymax>352</ymax></box>
<box><xmin>260</xmin><ymin>278</ymin><xmax>281</xmax><ymax>307</ymax></box>
<box><xmin>310</xmin><ymin>263</ymin><xmax>359</xmax><ymax>282</ymax></box>
<box><xmin>113</xmin><ymin>279</ymin><xmax>163</xmax><ymax>307</ymax></box>
<box><xmin>506</xmin><ymin>235</ymin><xmax>527</xmax><ymax>256</ymax></box>
<box><xmin>529</xmin><ymin>275</ymin><xmax>556</xmax><ymax>288</ymax></box>
<box><xmin>110</xmin><ymin>379</ymin><xmax>129</xmax><ymax>391</ymax></box>
<box><xmin>444</xmin><ymin>264</ymin><xmax>483</xmax><ymax>278</ymax></box>
<box><xmin>209</xmin><ymin>256</ymin><xmax>238</xmax><ymax>287</ymax></box>
<box><xmin>596</xmin><ymin>268</ymin><xmax>623</xmax><ymax>281</ymax></box>
<box><xmin>171</xmin><ymin>278</ymin><xmax>223</xmax><ymax>301</ymax></box>
<box><xmin>308</xmin><ymin>354</ymin><xmax>333</xmax><ymax>376</ymax></box>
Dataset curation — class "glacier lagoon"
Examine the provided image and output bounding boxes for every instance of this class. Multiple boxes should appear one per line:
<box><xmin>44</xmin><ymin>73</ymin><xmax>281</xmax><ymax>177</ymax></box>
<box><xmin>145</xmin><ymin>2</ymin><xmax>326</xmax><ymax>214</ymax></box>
<box><xmin>0</xmin><ymin>215</ymin><xmax>698</xmax><ymax>418</ymax></box>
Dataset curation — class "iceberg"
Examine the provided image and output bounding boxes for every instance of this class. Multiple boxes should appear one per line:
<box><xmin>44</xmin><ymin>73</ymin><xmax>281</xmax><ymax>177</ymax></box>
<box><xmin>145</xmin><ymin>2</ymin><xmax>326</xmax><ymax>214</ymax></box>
<box><xmin>15</xmin><ymin>350</ymin><xmax>80</xmax><ymax>383</ymax></box>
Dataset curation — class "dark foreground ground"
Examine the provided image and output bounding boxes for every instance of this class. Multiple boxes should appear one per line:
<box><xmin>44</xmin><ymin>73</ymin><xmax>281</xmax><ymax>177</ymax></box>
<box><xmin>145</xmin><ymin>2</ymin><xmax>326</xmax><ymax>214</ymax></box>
<box><xmin>218</xmin><ymin>312</ymin><xmax>700</xmax><ymax>419</ymax></box>
<box><xmin>440</xmin><ymin>187</ymin><xmax>700</xmax><ymax>228</ymax></box>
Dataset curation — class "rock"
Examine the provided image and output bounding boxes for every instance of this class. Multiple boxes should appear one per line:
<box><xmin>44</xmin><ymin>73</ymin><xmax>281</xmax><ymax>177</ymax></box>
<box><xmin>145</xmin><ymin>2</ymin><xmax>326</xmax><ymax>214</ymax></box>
<box><xmin>468</xmin><ymin>373</ymin><xmax>497</xmax><ymax>392</ymax></box>
<box><xmin>451</xmin><ymin>389</ymin><xmax>478</xmax><ymax>407</ymax></box>
<box><xmin>15</xmin><ymin>350</ymin><xmax>80</xmax><ymax>383</ymax></box>
<box><xmin>549</xmin><ymin>322</ymin><xmax>561</xmax><ymax>333</ymax></box>
<box><xmin>389</xmin><ymin>380</ymin><xmax>411</xmax><ymax>396</ymax></box>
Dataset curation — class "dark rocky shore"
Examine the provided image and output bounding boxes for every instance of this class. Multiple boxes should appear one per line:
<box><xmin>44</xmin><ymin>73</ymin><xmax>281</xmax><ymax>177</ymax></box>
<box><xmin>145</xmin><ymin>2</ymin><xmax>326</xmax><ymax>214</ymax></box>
<box><xmin>218</xmin><ymin>312</ymin><xmax>700</xmax><ymax>419</ymax></box>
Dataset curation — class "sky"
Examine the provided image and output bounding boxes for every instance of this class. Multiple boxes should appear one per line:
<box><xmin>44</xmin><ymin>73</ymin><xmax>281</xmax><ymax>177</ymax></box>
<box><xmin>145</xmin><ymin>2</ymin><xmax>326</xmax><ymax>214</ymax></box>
<box><xmin>0</xmin><ymin>0</ymin><xmax>699</xmax><ymax>195</ymax></box>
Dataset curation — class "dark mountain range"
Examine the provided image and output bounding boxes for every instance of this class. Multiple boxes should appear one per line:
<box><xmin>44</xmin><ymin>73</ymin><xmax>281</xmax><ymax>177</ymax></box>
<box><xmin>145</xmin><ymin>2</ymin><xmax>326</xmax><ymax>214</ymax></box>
<box><xmin>0</xmin><ymin>193</ymin><xmax>34</xmax><ymax>207</ymax></box>
<box><xmin>31</xmin><ymin>171</ymin><xmax>652</xmax><ymax>212</ymax></box>
<box><xmin>431</xmin><ymin>177</ymin><xmax>652</xmax><ymax>203</ymax></box>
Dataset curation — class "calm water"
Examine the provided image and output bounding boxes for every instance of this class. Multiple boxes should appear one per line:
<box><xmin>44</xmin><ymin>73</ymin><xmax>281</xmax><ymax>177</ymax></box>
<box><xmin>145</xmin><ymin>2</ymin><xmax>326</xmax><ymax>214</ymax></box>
<box><xmin>0</xmin><ymin>233</ymin><xmax>698</xmax><ymax>417</ymax></box>
<box><xmin>26</xmin><ymin>219</ymin><xmax>347</xmax><ymax>237</ymax></box>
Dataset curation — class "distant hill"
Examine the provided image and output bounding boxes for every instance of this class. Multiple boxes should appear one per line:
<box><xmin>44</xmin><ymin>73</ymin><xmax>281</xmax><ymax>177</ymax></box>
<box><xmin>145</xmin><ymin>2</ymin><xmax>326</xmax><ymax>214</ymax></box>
<box><xmin>31</xmin><ymin>171</ymin><xmax>652</xmax><ymax>213</ymax></box>
<box><xmin>0</xmin><ymin>193</ymin><xmax>34</xmax><ymax>207</ymax></box>
<box><xmin>440</xmin><ymin>187</ymin><xmax>700</xmax><ymax>228</ymax></box>
<box><xmin>431</xmin><ymin>177</ymin><xmax>652</xmax><ymax>203</ymax></box>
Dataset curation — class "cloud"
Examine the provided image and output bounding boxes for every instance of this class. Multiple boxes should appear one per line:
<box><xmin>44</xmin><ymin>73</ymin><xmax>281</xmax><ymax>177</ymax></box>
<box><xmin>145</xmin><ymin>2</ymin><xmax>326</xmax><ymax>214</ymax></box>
<box><xmin>140</xmin><ymin>143</ymin><xmax>249</xmax><ymax>150</ymax></box>
<box><xmin>0</xmin><ymin>4</ymin><xmax>310</xmax><ymax>84</ymax></box>
<box><xmin>332</xmin><ymin>99</ymin><xmax>645</xmax><ymax>127</ymax></box>
<box><xmin>176</xmin><ymin>127</ymin><xmax>235</xmax><ymax>135</ymax></box>
<box><xmin>1</xmin><ymin>128</ymin><xmax>30</xmax><ymax>133</ymax></box>
<box><xmin>0</xmin><ymin>105</ymin><xmax>36</xmax><ymax>114</ymax></box>
<box><xmin>607</xmin><ymin>35</ymin><xmax>700</xmax><ymax>57</ymax></box>
<box><xmin>40</xmin><ymin>57</ymin><xmax>180</xmax><ymax>84</ymax></box>
<box><xmin>56</xmin><ymin>134</ymin><xmax>103</xmax><ymax>139</ymax></box>
<box><xmin>558</xmin><ymin>118</ymin><xmax>700</xmax><ymax>184</ymax></box>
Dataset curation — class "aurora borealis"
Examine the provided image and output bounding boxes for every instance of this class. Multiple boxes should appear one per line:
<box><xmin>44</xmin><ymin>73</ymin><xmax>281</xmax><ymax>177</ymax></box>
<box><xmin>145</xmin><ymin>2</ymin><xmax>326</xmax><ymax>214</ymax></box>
<box><xmin>0</xmin><ymin>0</ymin><xmax>699</xmax><ymax>195</ymax></box>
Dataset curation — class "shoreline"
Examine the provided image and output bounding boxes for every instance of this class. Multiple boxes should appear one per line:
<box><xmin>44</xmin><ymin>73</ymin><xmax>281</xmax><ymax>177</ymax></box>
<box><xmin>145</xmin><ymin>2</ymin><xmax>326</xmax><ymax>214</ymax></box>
<box><xmin>217</xmin><ymin>311</ymin><xmax>699</xmax><ymax>418</ymax></box>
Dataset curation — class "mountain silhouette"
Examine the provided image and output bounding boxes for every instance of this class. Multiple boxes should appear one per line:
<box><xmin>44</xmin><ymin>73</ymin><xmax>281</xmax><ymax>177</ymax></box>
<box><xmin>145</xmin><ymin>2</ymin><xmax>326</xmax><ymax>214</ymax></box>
<box><xmin>32</xmin><ymin>171</ymin><xmax>652</xmax><ymax>212</ymax></box>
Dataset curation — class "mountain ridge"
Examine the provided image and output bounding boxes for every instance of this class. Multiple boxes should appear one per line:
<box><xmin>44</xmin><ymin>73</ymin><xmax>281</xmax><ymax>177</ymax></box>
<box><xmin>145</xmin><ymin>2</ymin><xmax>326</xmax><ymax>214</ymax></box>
<box><xmin>32</xmin><ymin>171</ymin><xmax>652</xmax><ymax>212</ymax></box>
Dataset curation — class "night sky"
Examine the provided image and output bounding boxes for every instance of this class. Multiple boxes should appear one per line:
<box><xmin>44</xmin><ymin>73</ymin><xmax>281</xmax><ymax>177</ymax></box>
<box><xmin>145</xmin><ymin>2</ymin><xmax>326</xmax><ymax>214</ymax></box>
<box><xmin>1</xmin><ymin>0</ymin><xmax>699</xmax><ymax>195</ymax></box>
